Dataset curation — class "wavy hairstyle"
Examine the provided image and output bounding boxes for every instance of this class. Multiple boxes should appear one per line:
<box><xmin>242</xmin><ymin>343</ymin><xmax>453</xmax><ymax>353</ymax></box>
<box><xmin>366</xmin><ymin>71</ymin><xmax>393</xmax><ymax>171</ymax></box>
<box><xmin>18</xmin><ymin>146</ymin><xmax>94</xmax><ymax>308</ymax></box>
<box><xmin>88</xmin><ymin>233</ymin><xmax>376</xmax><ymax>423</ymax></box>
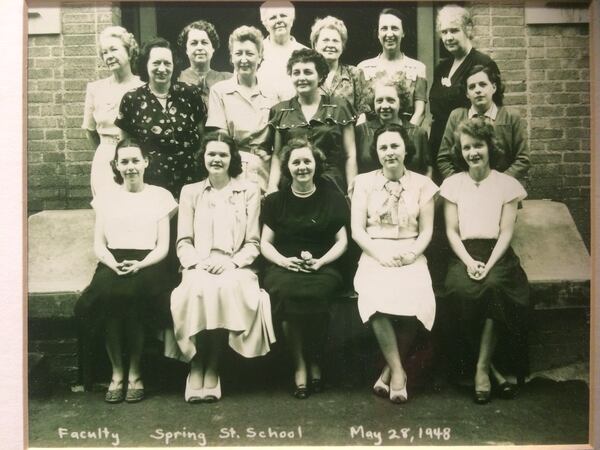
<box><xmin>286</xmin><ymin>48</ymin><xmax>330</xmax><ymax>87</ymax></box>
<box><xmin>228</xmin><ymin>25</ymin><xmax>264</xmax><ymax>57</ymax></box>
<box><xmin>452</xmin><ymin>118</ymin><xmax>503</xmax><ymax>171</ymax></box>
<box><xmin>196</xmin><ymin>131</ymin><xmax>243</xmax><ymax>180</ymax></box>
<box><xmin>370</xmin><ymin>122</ymin><xmax>416</xmax><ymax>167</ymax></box>
<box><xmin>310</xmin><ymin>16</ymin><xmax>348</xmax><ymax>50</ymax></box>
<box><xmin>280</xmin><ymin>138</ymin><xmax>327</xmax><ymax>184</ymax></box>
<box><xmin>98</xmin><ymin>26</ymin><xmax>139</xmax><ymax>70</ymax></box>
<box><xmin>435</xmin><ymin>4</ymin><xmax>474</xmax><ymax>40</ymax></box>
<box><xmin>369</xmin><ymin>73</ymin><xmax>412</xmax><ymax>117</ymax></box>
<box><xmin>464</xmin><ymin>64</ymin><xmax>504</xmax><ymax>107</ymax></box>
<box><xmin>137</xmin><ymin>37</ymin><xmax>180</xmax><ymax>83</ymax></box>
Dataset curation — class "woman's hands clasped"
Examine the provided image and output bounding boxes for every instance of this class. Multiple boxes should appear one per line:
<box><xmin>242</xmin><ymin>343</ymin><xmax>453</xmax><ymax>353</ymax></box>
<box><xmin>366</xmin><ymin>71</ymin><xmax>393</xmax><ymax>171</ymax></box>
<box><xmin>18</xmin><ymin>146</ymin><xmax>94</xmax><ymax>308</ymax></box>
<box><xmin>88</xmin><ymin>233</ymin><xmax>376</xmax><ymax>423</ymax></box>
<box><xmin>109</xmin><ymin>259</ymin><xmax>142</xmax><ymax>276</ymax></box>
<box><xmin>466</xmin><ymin>259</ymin><xmax>488</xmax><ymax>281</ymax></box>
<box><xmin>280</xmin><ymin>251</ymin><xmax>324</xmax><ymax>273</ymax></box>
<box><xmin>373</xmin><ymin>250</ymin><xmax>417</xmax><ymax>267</ymax></box>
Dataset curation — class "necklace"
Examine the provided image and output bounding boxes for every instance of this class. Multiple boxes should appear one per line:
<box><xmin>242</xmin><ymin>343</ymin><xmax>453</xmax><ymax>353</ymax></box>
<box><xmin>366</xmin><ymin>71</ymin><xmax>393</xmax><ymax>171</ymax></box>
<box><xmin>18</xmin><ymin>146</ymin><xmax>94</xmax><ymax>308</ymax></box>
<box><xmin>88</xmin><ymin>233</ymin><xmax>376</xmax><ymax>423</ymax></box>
<box><xmin>291</xmin><ymin>184</ymin><xmax>316</xmax><ymax>198</ymax></box>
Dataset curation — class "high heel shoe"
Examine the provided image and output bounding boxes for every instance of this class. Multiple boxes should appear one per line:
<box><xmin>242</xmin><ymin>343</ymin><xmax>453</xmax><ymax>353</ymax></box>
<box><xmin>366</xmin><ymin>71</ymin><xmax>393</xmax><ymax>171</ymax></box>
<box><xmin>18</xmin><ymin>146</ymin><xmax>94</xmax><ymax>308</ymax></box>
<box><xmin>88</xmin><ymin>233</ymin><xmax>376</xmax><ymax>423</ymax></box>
<box><xmin>372</xmin><ymin>376</ymin><xmax>390</xmax><ymax>398</ymax></box>
<box><xmin>184</xmin><ymin>373</ymin><xmax>204</xmax><ymax>404</ymax></box>
<box><xmin>309</xmin><ymin>378</ymin><xmax>323</xmax><ymax>394</ymax></box>
<box><xmin>389</xmin><ymin>383</ymin><xmax>408</xmax><ymax>404</ymax></box>
<box><xmin>202</xmin><ymin>377</ymin><xmax>221</xmax><ymax>403</ymax></box>
<box><xmin>493</xmin><ymin>380</ymin><xmax>518</xmax><ymax>400</ymax></box>
<box><xmin>293</xmin><ymin>384</ymin><xmax>309</xmax><ymax>400</ymax></box>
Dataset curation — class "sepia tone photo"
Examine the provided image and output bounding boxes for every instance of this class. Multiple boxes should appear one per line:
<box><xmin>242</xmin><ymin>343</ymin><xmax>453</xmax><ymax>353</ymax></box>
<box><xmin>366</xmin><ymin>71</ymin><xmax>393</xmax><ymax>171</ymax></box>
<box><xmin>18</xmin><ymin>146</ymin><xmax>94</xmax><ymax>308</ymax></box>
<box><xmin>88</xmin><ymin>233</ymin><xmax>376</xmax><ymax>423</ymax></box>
<box><xmin>25</xmin><ymin>1</ymin><xmax>593</xmax><ymax>447</ymax></box>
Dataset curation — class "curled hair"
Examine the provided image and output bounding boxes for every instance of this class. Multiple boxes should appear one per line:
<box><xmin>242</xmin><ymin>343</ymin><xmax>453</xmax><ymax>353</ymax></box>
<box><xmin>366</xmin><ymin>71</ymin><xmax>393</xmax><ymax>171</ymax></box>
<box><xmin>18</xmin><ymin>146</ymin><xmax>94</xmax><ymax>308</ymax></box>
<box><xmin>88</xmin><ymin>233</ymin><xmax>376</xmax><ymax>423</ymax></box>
<box><xmin>228</xmin><ymin>25</ymin><xmax>264</xmax><ymax>56</ymax></box>
<box><xmin>196</xmin><ymin>131</ymin><xmax>243</xmax><ymax>180</ymax></box>
<box><xmin>280</xmin><ymin>138</ymin><xmax>326</xmax><ymax>184</ymax></box>
<box><xmin>177</xmin><ymin>20</ymin><xmax>221</xmax><ymax>53</ymax></box>
<box><xmin>137</xmin><ymin>37</ymin><xmax>180</xmax><ymax>83</ymax></box>
<box><xmin>310</xmin><ymin>16</ymin><xmax>348</xmax><ymax>50</ymax></box>
<box><xmin>452</xmin><ymin>118</ymin><xmax>503</xmax><ymax>171</ymax></box>
<box><xmin>98</xmin><ymin>26</ymin><xmax>139</xmax><ymax>69</ymax></box>
<box><xmin>464</xmin><ymin>64</ymin><xmax>504</xmax><ymax>106</ymax></box>
<box><xmin>111</xmin><ymin>138</ymin><xmax>148</xmax><ymax>184</ymax></box>
<box><xmin>260</xmin><ymin>1</ymin><xmax>295</xmax><ymax>23</ymax></box>
<box><xmin>369</xmin><ymin>73</ymin><xmax>412</xmax><ymax>117</ymax></box>
<box><xmin>370</xmin><ymin>123</ymin><xmax>416</xmax><ymax>168</ymax></box>
<box><xmin>286</xmin><ymin>48</ymin><xmax>330</xmax><ymax>87</ymax></box>
<box><xmin>436</xmin><ymin>4</ymin><xmax>474</xmax><ymax>40</ymax></box>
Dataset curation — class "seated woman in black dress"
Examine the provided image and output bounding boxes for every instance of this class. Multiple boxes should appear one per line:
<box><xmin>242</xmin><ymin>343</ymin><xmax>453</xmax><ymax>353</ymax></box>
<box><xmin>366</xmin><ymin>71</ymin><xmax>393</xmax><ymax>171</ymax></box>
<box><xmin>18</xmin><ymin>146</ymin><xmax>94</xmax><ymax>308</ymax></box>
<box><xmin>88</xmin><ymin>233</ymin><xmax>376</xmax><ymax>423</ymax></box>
<box><xmin>440</xmin><ymin>118</ymin><xmax>530</xmax><ymax>404</ymax></box>
<box><xmin>75</xmin><ymin>139</ymin><xmax>177</xmax><ymax>403</ymax></box>
<box><xmin>261</xmin><ymin>138</ymin><xmax>349</xmax><ymax>399</ymax></box>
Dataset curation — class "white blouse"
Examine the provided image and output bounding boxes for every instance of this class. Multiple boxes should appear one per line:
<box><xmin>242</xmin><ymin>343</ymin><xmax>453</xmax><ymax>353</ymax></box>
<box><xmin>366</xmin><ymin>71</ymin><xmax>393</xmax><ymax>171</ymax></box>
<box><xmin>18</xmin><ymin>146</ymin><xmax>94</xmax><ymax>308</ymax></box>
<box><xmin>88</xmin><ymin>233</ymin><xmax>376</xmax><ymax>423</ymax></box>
<box><xmin>440</xmin><ymin>170</ymin><xmax>527</xmax><ymax>240</ymax></box>
<box><xmin>92</xmin><ymin>184</ymin><xmax>177</xmax><ymax>250</ymax></box>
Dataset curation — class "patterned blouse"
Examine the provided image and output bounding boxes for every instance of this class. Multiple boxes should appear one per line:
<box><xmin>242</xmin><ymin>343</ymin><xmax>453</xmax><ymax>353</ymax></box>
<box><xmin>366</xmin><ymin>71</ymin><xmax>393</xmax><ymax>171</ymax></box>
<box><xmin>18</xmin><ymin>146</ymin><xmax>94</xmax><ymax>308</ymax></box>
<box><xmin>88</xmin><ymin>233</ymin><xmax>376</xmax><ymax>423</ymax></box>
<box><xmin>115</xmin><ymin>82</ymin><xmax>207</xmax><ymax>198</ymax></box>
<box><xmin>319</xmin><ymin>64</ymin><xmax>371</xmax><ymax>115</ymax></box>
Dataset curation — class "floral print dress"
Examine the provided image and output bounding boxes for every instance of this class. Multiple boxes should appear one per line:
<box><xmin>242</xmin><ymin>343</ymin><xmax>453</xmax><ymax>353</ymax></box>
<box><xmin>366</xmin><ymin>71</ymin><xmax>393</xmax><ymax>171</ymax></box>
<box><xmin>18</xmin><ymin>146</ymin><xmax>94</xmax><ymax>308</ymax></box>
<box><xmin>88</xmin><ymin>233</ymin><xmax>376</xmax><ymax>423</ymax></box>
<box><xmin>115</xmin><ymin>82</ymin><xmax>207</xmax><ymax>198</ymax></box>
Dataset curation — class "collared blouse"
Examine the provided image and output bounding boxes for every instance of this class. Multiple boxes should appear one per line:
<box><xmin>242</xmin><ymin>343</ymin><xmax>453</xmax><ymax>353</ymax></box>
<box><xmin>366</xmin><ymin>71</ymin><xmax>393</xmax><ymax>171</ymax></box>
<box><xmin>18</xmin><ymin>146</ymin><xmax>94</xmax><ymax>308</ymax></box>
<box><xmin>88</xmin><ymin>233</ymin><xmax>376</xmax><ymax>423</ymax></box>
<box><xmin>176</xmin><ymin>178</ymin><xmax>260</xmax><ymax>270</ymax></box>
<box><xmin>351</xmin><ymin>170</ymin><xmax>438</xmax><ymax>240</ymax></box>
<box><xmin>269</xmin><ymin>94</ymin><xmax>356</xmax><ymax>191</ymax></box>
<box><xmin>115</xmin><ymin>82</ymin><xmax>207</xmax><ymax>198</ymax></box>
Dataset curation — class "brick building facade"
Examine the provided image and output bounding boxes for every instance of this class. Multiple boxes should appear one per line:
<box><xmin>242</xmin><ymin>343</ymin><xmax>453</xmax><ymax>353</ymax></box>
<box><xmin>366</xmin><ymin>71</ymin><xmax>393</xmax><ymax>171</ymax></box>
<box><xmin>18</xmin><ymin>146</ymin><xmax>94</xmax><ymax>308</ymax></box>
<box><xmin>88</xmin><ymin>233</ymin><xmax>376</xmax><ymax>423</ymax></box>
<box><xmin>26</xmin><ymin>2</ymin><xmax>591</xmax><ymax>245</ymax></box>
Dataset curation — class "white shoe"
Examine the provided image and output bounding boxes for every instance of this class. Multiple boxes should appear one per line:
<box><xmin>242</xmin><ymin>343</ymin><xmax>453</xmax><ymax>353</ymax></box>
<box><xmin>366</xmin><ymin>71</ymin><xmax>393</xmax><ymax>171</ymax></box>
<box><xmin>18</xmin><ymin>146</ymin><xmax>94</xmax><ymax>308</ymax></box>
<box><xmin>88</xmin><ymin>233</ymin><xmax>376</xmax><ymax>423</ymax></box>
<box><xmin>389</xmin><ymin>379</ymin><xmax>408</xmax><ymax>404</ymax></box>
<box><xmin>184</xmin><ymin>373</ymin><xmax>203</xmax><ymax>403</ymax></box>
<box><xmin>201</xmin><ymin>376</ymin><xmax>221</xmax><ymax>402</ymax></box>
<box><xmin>373</xmin><ymin>376</ymin><xmax>390</xmax><ymax>398</ymax></box>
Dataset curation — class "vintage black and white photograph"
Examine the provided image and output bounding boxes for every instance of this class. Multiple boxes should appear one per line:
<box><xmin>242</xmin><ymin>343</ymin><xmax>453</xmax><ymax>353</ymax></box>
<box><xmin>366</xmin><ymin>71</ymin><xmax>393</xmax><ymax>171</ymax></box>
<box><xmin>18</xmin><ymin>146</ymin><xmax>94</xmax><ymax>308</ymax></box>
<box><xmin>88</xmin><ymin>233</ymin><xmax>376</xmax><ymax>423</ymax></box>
<box><xmin>25</xmin><ymin>0</ymin><xmax>594</xmax><ymax>447</ymax></box>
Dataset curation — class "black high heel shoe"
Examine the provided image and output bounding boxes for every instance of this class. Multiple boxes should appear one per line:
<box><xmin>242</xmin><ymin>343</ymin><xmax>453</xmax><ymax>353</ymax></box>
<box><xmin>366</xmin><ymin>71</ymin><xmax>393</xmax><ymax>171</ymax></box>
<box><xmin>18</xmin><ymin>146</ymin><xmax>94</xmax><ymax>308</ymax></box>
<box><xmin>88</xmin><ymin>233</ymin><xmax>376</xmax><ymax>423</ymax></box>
<box><xmin>473</xmin><ymin>388</ymin><xmax>491</xmax><ymax>404</ymax></box>
<box><xmin>309</xmin><ymin>378</ymin><xmax>323</xmax><ymax>394</ymax></box>
<box><xmin>493</xmin><ymin>380</ymin><xmax>518</xmax><ymax>399</ymax></box>
<box><xmin>293</xmin><ymin>384</ymin><xmax>309</xmax><ymax>399</ymax></box>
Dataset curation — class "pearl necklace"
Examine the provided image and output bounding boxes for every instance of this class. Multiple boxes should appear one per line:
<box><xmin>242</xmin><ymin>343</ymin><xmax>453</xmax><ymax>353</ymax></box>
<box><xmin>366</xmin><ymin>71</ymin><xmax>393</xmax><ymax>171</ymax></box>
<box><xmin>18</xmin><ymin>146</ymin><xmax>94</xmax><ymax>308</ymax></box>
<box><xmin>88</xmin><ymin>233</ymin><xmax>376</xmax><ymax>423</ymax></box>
<box><xmin>291</xmin><ymin>184</ymin><xmax>316</xmax><ymax>198</ymax></box>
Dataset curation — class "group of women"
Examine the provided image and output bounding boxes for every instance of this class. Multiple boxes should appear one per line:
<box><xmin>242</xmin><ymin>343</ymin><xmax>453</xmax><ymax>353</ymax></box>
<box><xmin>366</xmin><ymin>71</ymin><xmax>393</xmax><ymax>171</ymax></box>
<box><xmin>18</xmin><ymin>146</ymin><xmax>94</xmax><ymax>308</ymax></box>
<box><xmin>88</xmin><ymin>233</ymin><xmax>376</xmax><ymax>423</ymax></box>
<box><xmin>75</xmin><ymin>2</ymin><xmax>531</xmax><ymax>407</ymax></box>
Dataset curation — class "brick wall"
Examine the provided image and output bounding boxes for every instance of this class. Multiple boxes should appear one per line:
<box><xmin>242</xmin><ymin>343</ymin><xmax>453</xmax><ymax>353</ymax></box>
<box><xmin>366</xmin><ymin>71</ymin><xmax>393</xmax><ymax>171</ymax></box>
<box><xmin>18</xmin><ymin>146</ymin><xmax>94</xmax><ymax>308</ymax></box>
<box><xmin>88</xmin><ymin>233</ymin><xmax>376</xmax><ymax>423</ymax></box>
<box><xmin>27</xmin><ymin>4</ymin><xmax>120</xmax><ymax>212</ymax></box>
<box><xmin>26</xmin><ymin>2</ymin><xmax>591</xmax><ymax>245</ymax></box>
<box><xmin>469</xmin><ymin>1</ymin><xmax>590</xmax><ymax>246</ymax></box>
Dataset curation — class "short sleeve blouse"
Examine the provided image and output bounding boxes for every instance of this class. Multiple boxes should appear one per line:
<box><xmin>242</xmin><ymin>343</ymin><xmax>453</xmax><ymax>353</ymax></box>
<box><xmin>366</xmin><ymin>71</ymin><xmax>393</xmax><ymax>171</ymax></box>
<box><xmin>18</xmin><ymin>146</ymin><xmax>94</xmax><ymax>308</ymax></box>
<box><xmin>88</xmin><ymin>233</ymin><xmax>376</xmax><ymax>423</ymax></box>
<box><xmin>92</xmin><ymin>184</ymin><xmax>178</xmax><ymax>250</ymax></box>
<box><xmin>81</xmin><ymin>76</ymin><xmax>143</xmax><ymax>136</ymax></box>
<box><xmin>352</xmin><ymin>170</ymin><xmax>438</xmax><ymax>239</ymax></box>
<box><xmin>262</xmin><ymin>185</ymin><xmax>348</xmax><ymax>259</ymax></box>
<box><xmin>440</xmin><ymin>170</ymin><xmax>527</xmax><ymax>240</ymax></box>
<box><xmin>269</xmin><ymin>95</ymin><xmax>356</xmax><ymax>170</ymax></box>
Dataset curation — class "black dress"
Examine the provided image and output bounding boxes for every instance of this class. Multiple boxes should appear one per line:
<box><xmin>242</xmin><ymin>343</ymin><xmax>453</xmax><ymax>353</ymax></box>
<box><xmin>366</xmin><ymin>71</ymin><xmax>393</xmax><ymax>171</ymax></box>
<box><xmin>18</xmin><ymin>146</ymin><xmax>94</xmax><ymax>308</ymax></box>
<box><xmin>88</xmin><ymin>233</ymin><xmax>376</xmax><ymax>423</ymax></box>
<box><xmin>261</xmin><ymin>185</ymin><xmax>349</xmax><ymax>318</ymax></box>
<box><xmin>428</xmin><ymin>48</ymin><xmax>499</xmax><ymax>180</ymax></box>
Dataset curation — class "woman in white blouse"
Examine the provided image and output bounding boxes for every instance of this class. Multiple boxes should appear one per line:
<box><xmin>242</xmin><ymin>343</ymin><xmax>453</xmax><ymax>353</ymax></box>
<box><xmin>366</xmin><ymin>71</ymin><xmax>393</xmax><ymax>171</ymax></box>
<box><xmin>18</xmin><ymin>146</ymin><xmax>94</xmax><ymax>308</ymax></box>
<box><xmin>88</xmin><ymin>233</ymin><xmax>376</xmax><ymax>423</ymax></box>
<box><xmin>440</xmin><ymin>118</ymin><xmax>530</xmax><ymax>405</ymax></box>
<box><xmin>82</xmin><ymin>26</ymin><xmax>143</xmax><ymax>196</ymax></box>
<box><xmin>351</xmin><ymin>123</ymin><xmax>438</xmax><ymax>404</ymax></box>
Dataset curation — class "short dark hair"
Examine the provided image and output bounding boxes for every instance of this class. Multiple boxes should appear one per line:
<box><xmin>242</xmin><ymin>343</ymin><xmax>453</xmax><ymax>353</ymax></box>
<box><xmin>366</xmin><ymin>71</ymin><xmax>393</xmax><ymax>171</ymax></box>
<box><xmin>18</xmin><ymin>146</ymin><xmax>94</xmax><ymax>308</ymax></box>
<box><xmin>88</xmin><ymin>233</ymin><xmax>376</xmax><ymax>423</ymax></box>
<box><xmin>286</xmin><ymin>48</ymin><xmax>329</xmax><ymax>87</ymax></box>
<box><xmin>196</xmin><ymin>131</ymin><xmax>243</xmax><ymax>180</ymax></box>
<box><xmin>464</xmin><ymin>64</ymin><xmax>504</xmax><ymax>106</ymax></box>
<box><xmin>280</xmin><ymin>138</ymin><xmax>326</xmax><ymax>183</ymax></box>
<box><xmin>112</xmin><ymin>138</ymin><xmax>148</xmax><ymax>184</ymax></box>
<box><xmin>370</xmin><ymin>122</ymin><xmax>416</xmax><ymax>168</ymax></box>
<box><xmin>452</xmin><ymin>118</ymin><xmax>503</xmax><ymax>171</ymax></box>
<box><xmin>178</xmin><ymin>20</ymin><xmax>221</xmax><ymax>54</ymax></box>
<box><xmin>379</xmin><ymin>7</ymin><xmax>405</xmax><ymax>24</ymax></box>
<box><xmin>137</xmin><ymin>37</ymin><xmax>180</xmax><ymax>82</ymax></box>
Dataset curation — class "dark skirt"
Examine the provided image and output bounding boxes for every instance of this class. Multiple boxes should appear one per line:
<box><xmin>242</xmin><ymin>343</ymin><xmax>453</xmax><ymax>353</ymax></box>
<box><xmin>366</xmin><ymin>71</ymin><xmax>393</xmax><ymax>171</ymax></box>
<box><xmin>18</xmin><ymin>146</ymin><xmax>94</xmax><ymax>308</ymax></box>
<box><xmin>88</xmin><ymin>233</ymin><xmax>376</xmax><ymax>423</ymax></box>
<box><xmin>74</xmin><ymin>249</ymin><xmax>174</xmax><ymax>336</ymax></box>
<box><xmin>444</xmin><ymin>239</ymin><xmax>531</xmax><ymax>378</ymax></box>
<box><xmin>263</xmin><ymin>264</ymin><xmax>343</xmax><ymax>319</ymax></box>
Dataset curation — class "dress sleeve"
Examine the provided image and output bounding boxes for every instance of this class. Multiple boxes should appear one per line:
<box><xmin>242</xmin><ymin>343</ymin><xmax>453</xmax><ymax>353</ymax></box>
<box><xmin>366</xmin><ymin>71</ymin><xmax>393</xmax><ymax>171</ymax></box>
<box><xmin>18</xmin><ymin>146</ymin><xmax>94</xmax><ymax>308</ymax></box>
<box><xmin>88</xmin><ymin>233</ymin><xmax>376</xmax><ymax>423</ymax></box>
<box><xmin>81</xmin><ymin>82</ymin><xmax>96</xmax><ymax>131</ymax></box>
<box><xmin>231</xmin><ymin>184</ymin><xmax>261</xmax><ymax>268</ymax></box>
<box><xmin>260</xmin><ymin>192</ymin><xmax>277</xmax><ymax>230</ymax></box>
<box><xmin>436</xmin><ymin>109</ymin><xmax>461</xmax><ymax>179</ymax></box>
<box><xmin>114</xmin><ymin>90</ymin><xmax>136</xmax><ymax>135</ymax></box>
<box><xmin>205</xmin><ymin>85</ymin><xmax>228</xmax><ymax>131</ymax></box>
<box><xmin>502</xmin><ymin>174</ymin><xmax>527</xmax><ymax>204</ymax></box>
<box><xmin>418</xmin><ymin>176</ymin><xmax>439</xmax><ymax>206</ymax></box>
<box><xmin>414</xmin><ymin>76</ymin><xmax>428</xmax><ymax>103</ymax></box>
<box><xmin>330</xmin><ymin>96</ymin><xmax>357</xmax><ymax>126</ymax></box>
<box><xmin>349</xmin><ymin>173</ymin><xmax>369</xmax><ymax>205</ymax></box>
<box><xmin>439</xmin><ymin>175</ymin><xmax>459</xmax><ymax>203</ymax></box>
<box><xmin>176</xmin><ymin>184</ymin><xmax>199</xmax><ymax>269</ymax></box>
<box><xmin>156</xmin><ymin>188</ymin><xmax>178</xmax><ymax>220</ymax></box>
<box><xmin>328</xmin><ymin>189</ymin><xmax>351</xmax><ymax>230</ymax></box>
<box><xmin>504</xmin><ymin>113</ymin><xmax>530</xmax><ymax>180</ymax></box>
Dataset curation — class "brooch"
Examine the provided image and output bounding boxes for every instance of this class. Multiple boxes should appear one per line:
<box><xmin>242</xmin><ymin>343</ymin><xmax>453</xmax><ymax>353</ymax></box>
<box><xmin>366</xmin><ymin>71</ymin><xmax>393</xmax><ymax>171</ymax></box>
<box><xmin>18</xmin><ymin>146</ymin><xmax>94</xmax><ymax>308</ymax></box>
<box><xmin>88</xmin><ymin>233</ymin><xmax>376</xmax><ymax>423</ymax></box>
<box><xmin>441</xmin><ymin>77</ymin><xmax>451</xmax><ymax>87</ymax></box>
